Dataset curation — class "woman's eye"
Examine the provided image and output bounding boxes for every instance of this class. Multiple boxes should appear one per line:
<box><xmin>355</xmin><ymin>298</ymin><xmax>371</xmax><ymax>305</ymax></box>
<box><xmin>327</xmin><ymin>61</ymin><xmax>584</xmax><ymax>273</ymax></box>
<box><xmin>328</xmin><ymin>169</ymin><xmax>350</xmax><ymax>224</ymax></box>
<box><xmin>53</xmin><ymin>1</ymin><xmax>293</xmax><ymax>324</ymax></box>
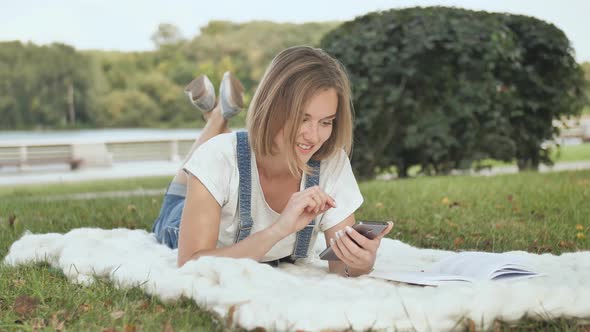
<box><xmin>321</xmin><ymin>121</ymin><xmax>333</xmax><ymax>126</ymax></box>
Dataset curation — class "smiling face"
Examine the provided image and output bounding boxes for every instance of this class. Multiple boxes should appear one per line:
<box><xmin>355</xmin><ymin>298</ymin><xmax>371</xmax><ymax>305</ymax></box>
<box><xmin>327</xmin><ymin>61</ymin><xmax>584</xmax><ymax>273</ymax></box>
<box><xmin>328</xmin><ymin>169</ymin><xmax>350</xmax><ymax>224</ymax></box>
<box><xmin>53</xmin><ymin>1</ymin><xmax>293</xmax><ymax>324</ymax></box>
<box><xmin>246</xmin><ymin>46</ymin><xmax>354</xmax><ymax>178</ymax></box>
<box><xmin>275</xmin><ymin>88</ymin><xmax>338</xmax><ymax>164</ymax></box>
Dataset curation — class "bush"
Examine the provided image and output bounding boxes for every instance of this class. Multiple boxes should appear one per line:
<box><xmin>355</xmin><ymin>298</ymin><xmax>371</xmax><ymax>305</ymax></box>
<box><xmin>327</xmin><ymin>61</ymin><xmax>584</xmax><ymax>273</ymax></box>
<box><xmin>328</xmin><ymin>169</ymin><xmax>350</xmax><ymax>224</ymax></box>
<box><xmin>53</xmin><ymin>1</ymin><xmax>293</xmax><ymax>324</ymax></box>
<box><xmin>321</xmin><ymin>7</ymin><xmax>587</xmax><ymax>178</ymax></box>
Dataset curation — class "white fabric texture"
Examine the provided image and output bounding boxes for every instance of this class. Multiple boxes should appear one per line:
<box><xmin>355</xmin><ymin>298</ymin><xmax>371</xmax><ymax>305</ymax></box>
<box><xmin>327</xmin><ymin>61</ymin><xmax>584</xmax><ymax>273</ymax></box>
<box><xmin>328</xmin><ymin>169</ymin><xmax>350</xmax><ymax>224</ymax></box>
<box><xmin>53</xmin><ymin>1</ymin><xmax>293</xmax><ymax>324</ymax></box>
<box><xmin>4</xmin><ymin>228</ymin><xmax>590</xmax><ymax>331</ymax></box>
<box><xmin>183</xmin><ymin>133</ymin><xmax>364</xmax><ymax>261</ymax></box>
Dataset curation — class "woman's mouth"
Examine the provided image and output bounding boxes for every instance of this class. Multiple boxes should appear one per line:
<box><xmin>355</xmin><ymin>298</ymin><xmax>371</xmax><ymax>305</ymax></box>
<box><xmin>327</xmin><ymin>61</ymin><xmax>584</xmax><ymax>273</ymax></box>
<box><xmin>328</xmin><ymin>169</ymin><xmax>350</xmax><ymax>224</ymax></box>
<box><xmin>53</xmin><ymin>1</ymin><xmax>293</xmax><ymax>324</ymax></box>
<box><xmin>296</xmin><ymin>143</ymin><xmax>314</xmax><ymax>154</ymax></box>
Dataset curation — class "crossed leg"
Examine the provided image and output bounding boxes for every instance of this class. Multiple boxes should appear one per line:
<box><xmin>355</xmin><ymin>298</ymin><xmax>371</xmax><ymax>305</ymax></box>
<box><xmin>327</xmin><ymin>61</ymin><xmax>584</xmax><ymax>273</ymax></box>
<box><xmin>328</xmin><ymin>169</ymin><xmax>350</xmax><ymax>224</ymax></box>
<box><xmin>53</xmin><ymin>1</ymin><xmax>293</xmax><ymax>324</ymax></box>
<box><xmin>171</xmin><ymin>103</ymin><xmax>231</xmax><ymax>186</ymax></box>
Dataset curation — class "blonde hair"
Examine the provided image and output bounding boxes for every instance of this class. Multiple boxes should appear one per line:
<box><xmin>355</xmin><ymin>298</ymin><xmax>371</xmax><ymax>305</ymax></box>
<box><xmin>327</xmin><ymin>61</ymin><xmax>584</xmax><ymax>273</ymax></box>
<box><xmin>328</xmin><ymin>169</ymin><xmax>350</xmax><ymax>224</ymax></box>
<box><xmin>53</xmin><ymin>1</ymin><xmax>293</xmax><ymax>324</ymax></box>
<box><xmin>246</xmin><ymin>45</ymin><xmax>354</xmax><ymax>176</ymax></box>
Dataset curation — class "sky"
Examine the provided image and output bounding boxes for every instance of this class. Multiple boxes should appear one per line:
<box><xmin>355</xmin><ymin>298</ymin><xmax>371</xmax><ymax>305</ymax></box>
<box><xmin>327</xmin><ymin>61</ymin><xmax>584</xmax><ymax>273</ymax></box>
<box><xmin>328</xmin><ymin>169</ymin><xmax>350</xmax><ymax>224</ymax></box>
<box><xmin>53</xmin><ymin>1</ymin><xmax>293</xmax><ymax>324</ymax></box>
<box><xmin>1</xmin><ymin>0</ymin><xmax>589</xmax><ymax>62</ymax></box>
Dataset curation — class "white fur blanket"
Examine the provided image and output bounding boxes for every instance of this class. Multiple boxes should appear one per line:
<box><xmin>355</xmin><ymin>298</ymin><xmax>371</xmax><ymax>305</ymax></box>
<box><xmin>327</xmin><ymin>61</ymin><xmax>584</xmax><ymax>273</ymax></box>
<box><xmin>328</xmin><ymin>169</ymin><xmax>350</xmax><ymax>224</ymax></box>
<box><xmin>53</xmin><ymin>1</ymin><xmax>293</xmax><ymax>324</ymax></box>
<box><xmin>4</xmin><ymin>228</ymin><xmax>590</xmax><ymax>331</ymax></box>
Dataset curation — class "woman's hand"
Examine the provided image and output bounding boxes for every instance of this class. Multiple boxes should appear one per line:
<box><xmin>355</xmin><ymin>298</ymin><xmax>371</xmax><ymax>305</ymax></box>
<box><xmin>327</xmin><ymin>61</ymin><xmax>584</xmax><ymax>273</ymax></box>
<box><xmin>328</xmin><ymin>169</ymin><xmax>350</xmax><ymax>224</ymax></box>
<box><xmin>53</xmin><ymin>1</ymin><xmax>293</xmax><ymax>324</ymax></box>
<box><xmin>273</xmin><ymin>186</ymin><xmax>336</xmax><ymax>238</ymax></box>
<box><xmin>331</xmin><ymin>222</ymin><xmax>394</xmax><ymax>274</ymax></box>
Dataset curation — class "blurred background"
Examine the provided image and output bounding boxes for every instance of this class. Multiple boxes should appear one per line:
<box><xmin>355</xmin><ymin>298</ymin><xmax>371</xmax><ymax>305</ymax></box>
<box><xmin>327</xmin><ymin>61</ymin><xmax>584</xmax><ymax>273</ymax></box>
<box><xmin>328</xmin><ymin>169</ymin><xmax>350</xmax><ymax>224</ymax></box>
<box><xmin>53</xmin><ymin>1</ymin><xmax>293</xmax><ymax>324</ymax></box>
<box><xmin>1</xmin><ymin>0</ymin><xmax>589</xmax><ymax>183</ymax></box>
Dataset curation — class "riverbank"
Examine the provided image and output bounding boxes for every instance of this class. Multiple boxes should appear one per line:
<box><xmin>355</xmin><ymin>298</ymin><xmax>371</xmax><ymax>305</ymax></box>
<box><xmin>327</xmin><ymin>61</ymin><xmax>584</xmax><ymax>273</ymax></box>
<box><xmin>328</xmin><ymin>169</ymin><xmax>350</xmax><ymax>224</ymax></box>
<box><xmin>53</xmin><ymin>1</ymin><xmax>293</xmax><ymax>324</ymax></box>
<box><xmin>2</xmin><ymin>159</ymin><xmax>590</xmax><ymax>186</ymax></box>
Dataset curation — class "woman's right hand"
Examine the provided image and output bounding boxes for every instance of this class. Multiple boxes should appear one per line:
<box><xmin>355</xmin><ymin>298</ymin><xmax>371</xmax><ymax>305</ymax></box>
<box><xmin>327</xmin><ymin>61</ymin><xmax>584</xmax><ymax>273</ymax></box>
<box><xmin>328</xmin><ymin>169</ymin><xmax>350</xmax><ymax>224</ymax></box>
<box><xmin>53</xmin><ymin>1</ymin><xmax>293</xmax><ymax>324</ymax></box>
<box><xmin>273</xmin><ymin>186</ymin><xmax>336</xmax><ymax>238</ymax></box>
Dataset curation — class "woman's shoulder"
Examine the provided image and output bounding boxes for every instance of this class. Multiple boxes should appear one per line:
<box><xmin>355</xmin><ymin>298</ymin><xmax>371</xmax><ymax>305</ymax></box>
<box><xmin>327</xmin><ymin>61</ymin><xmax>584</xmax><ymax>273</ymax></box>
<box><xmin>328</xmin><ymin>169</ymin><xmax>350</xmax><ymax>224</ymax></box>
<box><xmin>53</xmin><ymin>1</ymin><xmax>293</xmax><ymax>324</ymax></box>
<box><xmin>319</xmin><ymin>148</ymin><xmax>350</xmax><ymax>176</ymax></box>
<box><xmin>199</xmin><ymin>132</ymin><xmax>237</xmax><ymax>155</ymax></box>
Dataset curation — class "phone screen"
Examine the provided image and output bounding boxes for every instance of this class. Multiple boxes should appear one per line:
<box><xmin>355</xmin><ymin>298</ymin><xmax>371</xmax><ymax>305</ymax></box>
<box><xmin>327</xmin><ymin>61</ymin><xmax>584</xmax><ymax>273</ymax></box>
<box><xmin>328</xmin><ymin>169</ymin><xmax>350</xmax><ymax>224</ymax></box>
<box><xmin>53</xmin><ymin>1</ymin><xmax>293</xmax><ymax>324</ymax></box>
<box><xmin>318</xmin><ymin>221</ymin><xmax>390</xmax><ymax>261</ymax></box>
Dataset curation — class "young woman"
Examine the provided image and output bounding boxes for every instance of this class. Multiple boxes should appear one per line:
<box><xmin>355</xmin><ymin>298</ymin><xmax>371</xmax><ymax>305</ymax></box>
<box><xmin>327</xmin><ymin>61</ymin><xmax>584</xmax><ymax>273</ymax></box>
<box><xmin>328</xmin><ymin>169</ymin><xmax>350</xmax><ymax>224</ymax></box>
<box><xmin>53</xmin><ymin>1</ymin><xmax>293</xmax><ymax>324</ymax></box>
<box><xmin>152</xmin><ymin>46</ymin><xmax>393</xmax><ymax>277</ymax></box>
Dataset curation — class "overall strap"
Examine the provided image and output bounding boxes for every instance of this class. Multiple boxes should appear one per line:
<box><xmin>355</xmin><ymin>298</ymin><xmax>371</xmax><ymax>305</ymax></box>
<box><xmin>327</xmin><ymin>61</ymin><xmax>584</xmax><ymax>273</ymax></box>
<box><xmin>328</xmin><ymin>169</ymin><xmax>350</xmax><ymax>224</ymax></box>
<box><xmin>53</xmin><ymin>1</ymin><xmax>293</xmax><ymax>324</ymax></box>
<box><xmin>234</xmin><ymin>131</ymin><xmax>321</xmax><ymax>260</ymax></box>
<box><xmin>290</xmin><ymin>159</ymin><xmax>320</xmax><ymax>259</ymax></box>
<box><xmin>235</xmin><ymin>131</ymin><xmax>254</xmax><ymax>242</ymax></box>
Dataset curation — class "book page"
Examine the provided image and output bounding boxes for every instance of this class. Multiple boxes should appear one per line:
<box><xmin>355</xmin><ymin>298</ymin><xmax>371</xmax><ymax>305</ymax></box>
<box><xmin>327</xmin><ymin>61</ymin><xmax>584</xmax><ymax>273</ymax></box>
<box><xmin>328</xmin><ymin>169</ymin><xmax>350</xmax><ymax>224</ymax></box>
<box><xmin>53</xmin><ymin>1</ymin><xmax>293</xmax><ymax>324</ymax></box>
<box><xmin>425</xmin><ymin>252</ymin><xmax>534</xmax><ymax>280</ymax></box>
<box><xmin>368</xmin><ymin>270</ymin><xmax>474</xmax><ymax>286</ymax></box>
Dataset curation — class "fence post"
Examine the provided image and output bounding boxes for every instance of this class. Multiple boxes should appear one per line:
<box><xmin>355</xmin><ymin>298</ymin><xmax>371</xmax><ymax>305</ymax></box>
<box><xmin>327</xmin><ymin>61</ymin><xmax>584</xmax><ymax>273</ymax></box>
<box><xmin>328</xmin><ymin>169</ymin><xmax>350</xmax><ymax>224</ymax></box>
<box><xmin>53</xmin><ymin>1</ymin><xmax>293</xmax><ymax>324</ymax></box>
<box><xmin>19</xmin><ymin>146</ymin><xmax>29</xmax><ymax>170</ymax></box>
<box><xmin>170</xmin><ymin>140</ymin><xmax>180</xmax><ymax>161</ymax></box>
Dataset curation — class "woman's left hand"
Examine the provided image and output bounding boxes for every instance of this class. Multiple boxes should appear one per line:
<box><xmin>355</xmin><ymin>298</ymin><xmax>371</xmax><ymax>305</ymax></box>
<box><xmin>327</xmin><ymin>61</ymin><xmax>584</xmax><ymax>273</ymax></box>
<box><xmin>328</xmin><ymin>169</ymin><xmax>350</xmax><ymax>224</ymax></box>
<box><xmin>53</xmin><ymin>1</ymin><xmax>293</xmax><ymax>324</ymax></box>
<box><xmin>330</xmin><ymin>221</ymin><xmax>394</xmax><ymax>275</ymax></box>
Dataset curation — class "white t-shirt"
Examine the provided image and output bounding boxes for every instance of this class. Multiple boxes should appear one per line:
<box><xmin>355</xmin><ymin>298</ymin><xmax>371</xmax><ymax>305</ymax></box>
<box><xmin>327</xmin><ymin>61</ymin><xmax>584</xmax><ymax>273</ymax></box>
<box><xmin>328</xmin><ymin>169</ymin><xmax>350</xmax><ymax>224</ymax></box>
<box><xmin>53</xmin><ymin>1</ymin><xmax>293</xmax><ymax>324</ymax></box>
<box><xmin>183</xmin><ymin>132</ymin><xmax>363</xmax><ymax>262</ymax></box>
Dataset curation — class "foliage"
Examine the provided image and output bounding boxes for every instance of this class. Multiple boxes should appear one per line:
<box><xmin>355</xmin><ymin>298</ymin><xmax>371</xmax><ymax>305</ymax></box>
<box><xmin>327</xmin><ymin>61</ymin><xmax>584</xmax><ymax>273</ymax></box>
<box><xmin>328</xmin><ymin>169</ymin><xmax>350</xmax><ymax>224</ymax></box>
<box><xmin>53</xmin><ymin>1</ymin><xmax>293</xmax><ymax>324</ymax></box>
<box><xmin>321</xmin><ymin>7</ymin><xmax>587</xmax><ymax>178</ymax></box>
<box><xmin>0</xmin><ymin>21</ymin><xmax>338</xmax><ymax>129</ymax></box>
<box><xmin>0</xmin><ymin>42</ymin><xmax>98</xmax><ymax>129</ymax></box>
<box><xmin>581</xmin><ymin>62</ymin><xmax>590</xmax><ymax>114</ymax></box>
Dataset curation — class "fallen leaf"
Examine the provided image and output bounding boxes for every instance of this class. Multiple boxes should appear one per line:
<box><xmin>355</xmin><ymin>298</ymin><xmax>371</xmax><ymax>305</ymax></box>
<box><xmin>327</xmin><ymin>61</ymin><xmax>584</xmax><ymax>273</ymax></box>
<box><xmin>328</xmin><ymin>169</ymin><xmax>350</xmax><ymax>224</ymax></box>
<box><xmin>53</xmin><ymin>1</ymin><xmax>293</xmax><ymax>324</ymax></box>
<box><xmin>54</xmin><ymin>320</ymin><xmax>65</xmax><ymax>331</ymax></box>
<box><xmin>102</xmin><ymin>328</ymin><xmax>117</xmax><ymax>332</ymax></box>
<box><xmin>441</xmin><ymin>197</ymin><xmax>450</xmax><ymax>205</ymax></box>
<box><xmin>506</xmin><ymin>195</ymin><xmax>513</xmax><ymax>202</ymax></box>
<box><xmin>138</xmin><ymin>300</ymin><xmax>150</xmax><ymax>310</ymax></box>
<box><xmin>453</xmin><ymin>237</ymin><xmax>465</xmax><ymax>249</ymax></box>
<box><xmin>163</xmin><ymin>320</ymin><xmax>174</xmax><ymax>332</ymax></box>
<box><xmin>124</xmin><ymin>324</ymin><xmax>137</xmax><ymax>332</ymax></box>
<box><xmin>49</xmin><ymin>312</ymin><xmax>67</xmax><ymax>331</ymax></box>
<box><xmin>576</xmin><ymin>232</ymin><xmax>586</xmax><ymax>240</ymax></box>
<box><xmin>110</xmin><ymin>310</ymin><xmax>125</xmax><ymax>319</ymax></box>
<box><xmin>8</xmin><ymin>214</ymin><xmax>16</xmax><ymax>227</ymax></box>
<box><xmin>576</xmin><ymin>224</ymin><xmax>584</xmax><ymax>231</ymax></box>
<box><xmin>559</xmin><ymin>241</ymin><xmax>575</xmax><ymax>249</ymax></box>
<box><xmin>127</xmin><ymin>204</ymin><xmax>136</xmax><ymax>212</ymax></box>
<box><xmin>31</xmin><ymin>318</ymin><xmax>46</xmax><ymax>329</ymax></box>
<box><xmin>78</xmin><ymin>303</ymin><xmax>91</xmax><ymax>313</ymax></box>
<box><xmin>374</xmin><ymin>202</ymin><xmax>384</xmax><ymax>209</ymax></box>
<box><xmin>13</xmin><ymin>295</ymin><xmax>39</xmax><ymax>317</ymax></box>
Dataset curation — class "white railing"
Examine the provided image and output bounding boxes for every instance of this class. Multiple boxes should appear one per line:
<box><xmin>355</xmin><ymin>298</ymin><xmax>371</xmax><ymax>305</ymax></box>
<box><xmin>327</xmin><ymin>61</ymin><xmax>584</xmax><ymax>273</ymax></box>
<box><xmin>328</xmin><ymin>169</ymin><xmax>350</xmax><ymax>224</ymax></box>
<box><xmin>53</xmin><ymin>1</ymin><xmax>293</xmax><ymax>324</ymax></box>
<box><xmin>0</xmin><ymin>132</ymin><xmax>201</xmax><ymax>171</ymax></box>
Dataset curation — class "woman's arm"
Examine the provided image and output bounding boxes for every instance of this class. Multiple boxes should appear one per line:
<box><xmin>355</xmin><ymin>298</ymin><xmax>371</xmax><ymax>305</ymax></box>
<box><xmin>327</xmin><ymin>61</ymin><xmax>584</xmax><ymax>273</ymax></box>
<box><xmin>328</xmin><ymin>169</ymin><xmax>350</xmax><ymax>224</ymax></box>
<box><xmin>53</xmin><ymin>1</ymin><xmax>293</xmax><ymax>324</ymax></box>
<box><xmin>177</xmin><ymin>175</ymin><xmax>335</xmax><ymax>267</ymax></box>
<box><xmin>177</xmin><ymin>175</ymin><xmax>289</xmax><ymax>267</ymax></box>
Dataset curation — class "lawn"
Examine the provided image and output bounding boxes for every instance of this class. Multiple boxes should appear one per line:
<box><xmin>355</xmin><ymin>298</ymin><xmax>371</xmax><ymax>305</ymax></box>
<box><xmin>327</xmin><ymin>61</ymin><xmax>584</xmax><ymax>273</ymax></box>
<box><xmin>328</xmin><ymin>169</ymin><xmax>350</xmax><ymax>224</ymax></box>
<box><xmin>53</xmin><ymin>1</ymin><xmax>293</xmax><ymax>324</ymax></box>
<box><xmin>478</xmin><ymin>142</ymin><xmax>590</xmax><ymax>168</ymax></box>
<box><xmin>1</xmin><ymin>171</ymin><xmax>589</xmax><ymax>331</ymax></box>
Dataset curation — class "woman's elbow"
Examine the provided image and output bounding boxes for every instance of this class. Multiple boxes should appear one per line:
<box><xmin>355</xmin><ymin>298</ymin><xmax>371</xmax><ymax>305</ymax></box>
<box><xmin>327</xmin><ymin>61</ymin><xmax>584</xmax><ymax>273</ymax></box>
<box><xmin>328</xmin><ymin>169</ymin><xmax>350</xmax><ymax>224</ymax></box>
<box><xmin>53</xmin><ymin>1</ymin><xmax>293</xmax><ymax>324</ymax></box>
<box><xmin>177</xmin><ymin>250</ymin><xmax>204</xmax><ymax>268</ymax></box>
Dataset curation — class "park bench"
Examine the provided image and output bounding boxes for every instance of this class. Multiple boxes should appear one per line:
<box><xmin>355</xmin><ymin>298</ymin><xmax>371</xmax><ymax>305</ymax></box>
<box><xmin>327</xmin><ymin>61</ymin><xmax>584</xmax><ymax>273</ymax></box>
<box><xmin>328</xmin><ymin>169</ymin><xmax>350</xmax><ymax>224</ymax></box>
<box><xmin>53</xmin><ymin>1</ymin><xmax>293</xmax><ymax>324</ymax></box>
<box><xmin>0</xmin><ymin>145</ymin><xmax>83</xmax><ymax>170</ymax></box>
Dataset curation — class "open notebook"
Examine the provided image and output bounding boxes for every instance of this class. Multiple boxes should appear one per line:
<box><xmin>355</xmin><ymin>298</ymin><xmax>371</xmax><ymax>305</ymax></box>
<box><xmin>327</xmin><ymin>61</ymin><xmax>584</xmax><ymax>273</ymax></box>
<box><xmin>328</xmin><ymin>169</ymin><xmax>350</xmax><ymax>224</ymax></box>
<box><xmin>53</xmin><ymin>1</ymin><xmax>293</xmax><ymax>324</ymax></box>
<box><xmin>368</xmin><ymin>251</ymin><xmax>542</xmax><ymax>286</ymax></box>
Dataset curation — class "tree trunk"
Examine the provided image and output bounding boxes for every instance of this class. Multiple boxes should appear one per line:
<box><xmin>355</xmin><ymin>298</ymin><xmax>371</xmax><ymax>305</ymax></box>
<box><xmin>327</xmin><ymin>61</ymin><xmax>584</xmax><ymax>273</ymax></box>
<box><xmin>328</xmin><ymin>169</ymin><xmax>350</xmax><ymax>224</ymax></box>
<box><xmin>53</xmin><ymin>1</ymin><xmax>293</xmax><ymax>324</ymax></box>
<box><xmin>67</xmin><ymin>81</ymin><xmax>75</xmax><ymax>124</ymax></box>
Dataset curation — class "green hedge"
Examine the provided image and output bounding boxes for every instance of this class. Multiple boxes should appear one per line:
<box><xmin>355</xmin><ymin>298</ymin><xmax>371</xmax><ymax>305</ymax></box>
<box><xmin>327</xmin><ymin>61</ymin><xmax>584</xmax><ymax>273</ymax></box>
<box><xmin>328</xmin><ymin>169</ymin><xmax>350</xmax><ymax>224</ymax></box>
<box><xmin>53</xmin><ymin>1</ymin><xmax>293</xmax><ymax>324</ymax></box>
<box><xmin>321</xmin><ymin>7</ymin><xmax>587</xmax><ymax>178</ymax></box>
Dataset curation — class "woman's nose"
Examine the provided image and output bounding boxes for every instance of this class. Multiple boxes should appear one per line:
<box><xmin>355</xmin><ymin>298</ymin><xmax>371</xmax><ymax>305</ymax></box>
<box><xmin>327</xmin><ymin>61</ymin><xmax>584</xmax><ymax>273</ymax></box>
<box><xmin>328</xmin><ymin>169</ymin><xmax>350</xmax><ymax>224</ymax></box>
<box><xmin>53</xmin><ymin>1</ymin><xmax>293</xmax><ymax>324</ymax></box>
<box><xmin>302</xmin><ymin>122</ymin><xmax>319</xmax><ymax>143</ymax></box>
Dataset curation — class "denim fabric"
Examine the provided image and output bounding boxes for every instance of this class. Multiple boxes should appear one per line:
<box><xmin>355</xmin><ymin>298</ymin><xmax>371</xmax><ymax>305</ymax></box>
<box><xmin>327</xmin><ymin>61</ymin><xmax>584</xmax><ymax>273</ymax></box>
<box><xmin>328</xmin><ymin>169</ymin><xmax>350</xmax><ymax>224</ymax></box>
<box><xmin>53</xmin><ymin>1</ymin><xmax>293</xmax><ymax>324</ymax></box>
<box><xmin>235</xmin><ymin>131</ymin><xmax>320</xmax><ymax>260</ymax></box>
<box><xmin>235</xmin><ymin>131</ymin><xmax>254</xmax><ymax>242</ymax></box>
<box><xmin>152</xmin><ymin>182</ymin><xmax>187</xmax><ymax>249</ymax></box>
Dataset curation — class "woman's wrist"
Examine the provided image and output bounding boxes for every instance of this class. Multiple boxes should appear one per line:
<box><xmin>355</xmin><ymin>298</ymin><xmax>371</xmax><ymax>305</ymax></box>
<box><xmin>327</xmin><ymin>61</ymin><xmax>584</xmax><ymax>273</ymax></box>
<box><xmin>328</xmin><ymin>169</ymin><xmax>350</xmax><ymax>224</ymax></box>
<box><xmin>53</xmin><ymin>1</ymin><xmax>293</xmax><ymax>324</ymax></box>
<box><xmin>267</xmin><ymin>220</ymin><xmax>291</xmax><ymax>241</ymax></box>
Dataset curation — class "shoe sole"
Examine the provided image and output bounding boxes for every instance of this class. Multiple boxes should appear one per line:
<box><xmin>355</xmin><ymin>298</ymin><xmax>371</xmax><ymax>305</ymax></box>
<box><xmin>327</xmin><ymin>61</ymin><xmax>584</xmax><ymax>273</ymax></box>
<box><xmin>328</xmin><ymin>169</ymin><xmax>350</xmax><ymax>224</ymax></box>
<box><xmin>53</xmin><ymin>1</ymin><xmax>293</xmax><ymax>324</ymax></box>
<box><xmin>228</xmin><ymin>74</ymin><xmax>244</xmax><ymax>109</ymax></box>
<box><xmin>184</xmin><ymin>75</ymin><xmax>216</xmax><ymax>112</ymax></box>
<box><xmin>220</xmin><ymin>72</ymin><xmax>245</xmax><ymax>119</ymax></box>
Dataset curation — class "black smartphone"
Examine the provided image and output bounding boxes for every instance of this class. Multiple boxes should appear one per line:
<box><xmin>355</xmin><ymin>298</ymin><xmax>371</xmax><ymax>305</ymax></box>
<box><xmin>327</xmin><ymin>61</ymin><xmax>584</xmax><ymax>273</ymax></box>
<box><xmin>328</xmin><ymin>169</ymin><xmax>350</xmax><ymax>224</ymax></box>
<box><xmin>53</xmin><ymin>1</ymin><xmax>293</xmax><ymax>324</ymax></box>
<box><xmin>319</xmin><ymin>221</ymin><xmax>391</xmax><ymax>261</ymax></box>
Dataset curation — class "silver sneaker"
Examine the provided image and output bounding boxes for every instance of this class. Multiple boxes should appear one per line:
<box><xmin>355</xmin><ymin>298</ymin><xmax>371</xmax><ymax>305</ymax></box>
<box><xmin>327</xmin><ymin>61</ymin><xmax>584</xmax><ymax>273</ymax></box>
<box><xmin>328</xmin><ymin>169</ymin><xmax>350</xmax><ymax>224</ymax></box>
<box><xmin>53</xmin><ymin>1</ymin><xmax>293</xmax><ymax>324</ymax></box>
<box><xmin>219</xmin><ymin>71</ymin><xmax>244</xmax><ymax>119</ymax></box>
<box><xmin>184</xmin><ymin>74</ymin><xmax>216</xmax><ymax>113</ymax></box>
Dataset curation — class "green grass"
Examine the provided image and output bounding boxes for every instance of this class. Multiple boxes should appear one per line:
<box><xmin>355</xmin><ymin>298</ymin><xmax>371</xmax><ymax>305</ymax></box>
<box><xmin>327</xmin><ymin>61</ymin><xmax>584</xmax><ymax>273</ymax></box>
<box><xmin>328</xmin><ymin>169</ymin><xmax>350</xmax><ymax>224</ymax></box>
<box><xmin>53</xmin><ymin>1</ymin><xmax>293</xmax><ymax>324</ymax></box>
<box><xmin>473</xmin><ymin>143</ymin><xmax>590</xmax><ymax>168</ymax></box>
<box><xmin>552</xmin><ymin>143</ymin><xmax>590</xmax><ymax>162</ymax></box>
<box><xmin>1</xmin><ymin>171</ymin><xmax>590</xmax><ymax>330</ymax></box>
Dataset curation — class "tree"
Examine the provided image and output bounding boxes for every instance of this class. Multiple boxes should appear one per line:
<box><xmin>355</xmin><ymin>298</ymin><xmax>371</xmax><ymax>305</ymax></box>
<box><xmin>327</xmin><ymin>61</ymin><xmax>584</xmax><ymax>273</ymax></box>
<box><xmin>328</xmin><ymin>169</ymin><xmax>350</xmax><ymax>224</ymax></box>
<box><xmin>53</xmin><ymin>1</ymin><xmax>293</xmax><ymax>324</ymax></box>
<box><xmin>151</xmin><ymin>23</ymin><xmax>184</xmax><ymax>48</ymax></box>
<box><xmin>321</xmin><ymin>7</ymin><xmax>587</xmax><ymax>178</ymax></box>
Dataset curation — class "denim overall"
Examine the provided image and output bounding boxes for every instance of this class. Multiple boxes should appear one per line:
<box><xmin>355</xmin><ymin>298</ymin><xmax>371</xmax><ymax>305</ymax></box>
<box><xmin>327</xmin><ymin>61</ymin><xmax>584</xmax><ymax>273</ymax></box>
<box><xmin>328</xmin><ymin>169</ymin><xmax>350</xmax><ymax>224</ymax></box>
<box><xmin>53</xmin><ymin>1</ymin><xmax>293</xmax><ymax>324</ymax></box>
<box><xmin>152</xmin><ymin>131</ymin><xmax>320</xmax><ymax>265</ymax></box>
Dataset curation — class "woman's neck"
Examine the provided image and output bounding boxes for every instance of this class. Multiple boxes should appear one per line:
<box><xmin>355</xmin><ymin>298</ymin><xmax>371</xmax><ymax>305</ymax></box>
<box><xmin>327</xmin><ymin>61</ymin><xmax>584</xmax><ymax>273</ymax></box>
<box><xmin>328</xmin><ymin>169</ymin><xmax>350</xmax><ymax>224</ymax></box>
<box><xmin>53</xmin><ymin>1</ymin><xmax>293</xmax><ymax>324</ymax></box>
<box><xmin>256</xmin><ymin>152</ymin><xmax>300</xmax><ymax>180</ymax></box>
